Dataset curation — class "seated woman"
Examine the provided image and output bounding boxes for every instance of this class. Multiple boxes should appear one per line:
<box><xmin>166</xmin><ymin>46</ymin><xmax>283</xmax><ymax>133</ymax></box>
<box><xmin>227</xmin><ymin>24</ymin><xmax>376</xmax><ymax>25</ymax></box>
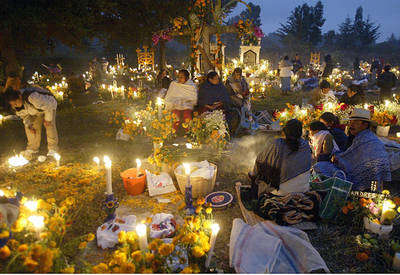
<box><xmin>165</xmin><ymin>69</ymin><xmax>197</xmax><ymax>131</ymax></box>
<box><xmin>309</xmin><ymin>121</ymin><xmax>339</xmax><ymax>162</ymax></box>
<box><xmin>249</xmin><ymin>119</ymin><xmax>312</xmax><ymax>197</ymax></box>
<box><xmin>319</xmin><ymin>112</ymin><xmax>349</xmax><ymax>152</ymax></box>
<box><xmin>225</xmin><ymin>68</ymin><xmax>249</xmax><ymax>108</ymax></box>
<box><xmin>311</xmin><ymin>80</ymin><xmax>336</xmax><ymax>106</ymax></box>
<box><xmin>341</xmin><ymin>84</ymin><xmax>365</xmax><ymax>106</ymax></box>
<box><xmin>197</xmin><ymin>71</ymin><xmax>231</xmax><ymax>113</ymax></box>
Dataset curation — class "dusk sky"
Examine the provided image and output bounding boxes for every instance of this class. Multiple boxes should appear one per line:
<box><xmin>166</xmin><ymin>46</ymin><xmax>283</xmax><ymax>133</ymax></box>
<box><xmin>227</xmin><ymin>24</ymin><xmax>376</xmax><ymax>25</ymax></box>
<box><xmin>232</xmin><ymin>0</ymin><xmax>400</xmax><ymax>42</ymax></box>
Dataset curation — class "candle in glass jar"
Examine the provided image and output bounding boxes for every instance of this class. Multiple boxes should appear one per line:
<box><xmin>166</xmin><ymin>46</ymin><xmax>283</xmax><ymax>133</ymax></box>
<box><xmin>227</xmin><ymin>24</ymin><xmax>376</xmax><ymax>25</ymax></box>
<box><xmin>136</xmin><ymin>224</ymin><xmax>148</xmax><ymax>251</ymax></box>
<box><xmin>104</xmin><ymin>156</ymin><xmax>112</xmax><ymax>195</ymax></box>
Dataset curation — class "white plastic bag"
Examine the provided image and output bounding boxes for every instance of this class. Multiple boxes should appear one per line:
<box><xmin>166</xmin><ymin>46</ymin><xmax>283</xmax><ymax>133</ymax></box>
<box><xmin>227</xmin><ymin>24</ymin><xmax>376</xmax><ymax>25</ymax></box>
<box><xmin>116</xmin><ymin>128</ymin><xmax>130</xmax><ymax>141</ymax></box>
<box><xmin>230</xmin><ymin>218</ymin><xmax>329</xmax><ymax>273</ymax></box>
<box><xmin>149</xmin><ymin>213</ymin><xmax>177</xmax><ymax>239</ymax></box>
<box><xmin>146</xmin><ymin>170</ymin><xmax>176</xmax><ymax>197</ymax></box>
<box><xmin>96</xmin><ymin>215</ymin><xmax>137</xmax><ymax>249</ymax></box>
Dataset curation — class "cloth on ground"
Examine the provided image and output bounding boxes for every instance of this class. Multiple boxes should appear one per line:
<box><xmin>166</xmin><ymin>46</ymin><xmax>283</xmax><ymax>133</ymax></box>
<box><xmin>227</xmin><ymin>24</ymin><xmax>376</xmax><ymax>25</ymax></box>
<box><xmin>165</xmin><ymin>80</ymin><xmax>197</xmax><ymax>111</ymax></box>
<box><xmin>229</xmin><ymin>218</ymin><xmax>329</xmax><ymax>273</ymax></box>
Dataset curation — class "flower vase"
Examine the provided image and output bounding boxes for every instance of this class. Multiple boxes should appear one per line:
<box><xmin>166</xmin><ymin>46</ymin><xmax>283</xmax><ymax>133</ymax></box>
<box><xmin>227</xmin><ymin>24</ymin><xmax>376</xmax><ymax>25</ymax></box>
<box><xmin>363</xmin><ymin>217</ymin><xmax>393</xmax><ymax>236</ymax></box>
<box><xmin>376</xmin><ymin>125</ymin><xmax>390</xmax><ymax>137</ymax></box>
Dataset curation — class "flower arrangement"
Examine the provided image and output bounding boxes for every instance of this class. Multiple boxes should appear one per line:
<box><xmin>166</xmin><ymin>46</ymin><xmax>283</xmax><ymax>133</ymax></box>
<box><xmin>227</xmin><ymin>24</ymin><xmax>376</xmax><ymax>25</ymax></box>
<box><xmin>274</xmin><ymin>103</ymin><xmax>317</xmax><ymax>127</ymax></box>
<box><xmin>235</xmin><ymin>19</ymin><xmax>263</xmax><ymax>46</ymax></box>
<box><xmin>371</xmin><ymin>110</ymin><xmax>398</xmax><ymax>127</ymax></box>
<box><xmin>90</xmin><ymin>199</ymin><xmax>215</xmax><ymax>273</ymax></box>
<box><xmin>185</xmin><ymin>110</ymin><xmax>229</xmax><ymax>150</ymax></box>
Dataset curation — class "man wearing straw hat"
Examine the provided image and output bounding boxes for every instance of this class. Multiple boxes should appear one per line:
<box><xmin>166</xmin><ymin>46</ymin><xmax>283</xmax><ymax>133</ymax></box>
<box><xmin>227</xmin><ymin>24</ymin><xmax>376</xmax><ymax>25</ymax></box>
<box><xmin>330</xmin><ymin>108</ymin><xmax>391</xmax><ymax>191</ymax></box>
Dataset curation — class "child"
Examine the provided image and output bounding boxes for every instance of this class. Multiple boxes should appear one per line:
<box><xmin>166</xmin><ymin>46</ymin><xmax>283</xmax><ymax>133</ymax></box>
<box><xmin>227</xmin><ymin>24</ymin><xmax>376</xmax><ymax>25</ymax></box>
<box><xmin>309</xmin><ymin>121</ymin><xmax>339</xmax><ymax>162</ymax></box>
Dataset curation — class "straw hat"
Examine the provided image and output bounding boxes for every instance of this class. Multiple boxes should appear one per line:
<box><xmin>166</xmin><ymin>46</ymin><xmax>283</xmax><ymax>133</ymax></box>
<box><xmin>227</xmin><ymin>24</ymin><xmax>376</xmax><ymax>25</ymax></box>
<box><xmin>349</xmin><ymin>108</ymin><xmax>371</xmax><ymax>122</ymax></box>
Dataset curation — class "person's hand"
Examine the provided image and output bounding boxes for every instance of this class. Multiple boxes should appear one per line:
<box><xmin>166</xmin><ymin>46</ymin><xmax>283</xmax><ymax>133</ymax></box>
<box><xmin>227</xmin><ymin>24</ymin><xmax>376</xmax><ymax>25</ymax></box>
<box><xmin>28</xmin><ymin>126</ymin><xmax>36</xmax><ymax>135</ymax></box>
<box><xmin>43</xmin><ymin>120</ymin><xmax>52</xmax><ymax>127</ymax></box>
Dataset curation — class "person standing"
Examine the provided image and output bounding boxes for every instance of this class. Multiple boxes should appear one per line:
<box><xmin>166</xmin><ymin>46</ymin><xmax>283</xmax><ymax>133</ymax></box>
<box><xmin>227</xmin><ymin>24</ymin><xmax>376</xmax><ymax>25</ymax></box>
<box><xmin>292</xmin><ymin>54</ymin><xmax>302</xmax><ymax>74</ymax></box>
<box><xmin>321</xmin><ymin>54</ymin><xmax>333</xmax><ymax>78</ymax></box>
<box><xmin>4</xmin><ymin>86</ymin><xmax>59</xmax><ymax>159</ymax></box>
<box><xmin>278</xmin><ymin>56</ymin><xmax>293</xmax><ymax>95</ymax></box>
<box><xmin>377</xmin><ymin>65</ymin><xmax>397</xmax><ymax>101</ymax></box>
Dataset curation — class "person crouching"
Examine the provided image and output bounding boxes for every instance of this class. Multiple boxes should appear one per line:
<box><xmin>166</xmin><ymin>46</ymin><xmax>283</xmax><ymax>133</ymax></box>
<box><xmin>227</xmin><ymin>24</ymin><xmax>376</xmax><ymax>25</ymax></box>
<box><xmin>4</xmin><ymin>87</ymin><xmax>59</xmax><ymax>159</ymax></box>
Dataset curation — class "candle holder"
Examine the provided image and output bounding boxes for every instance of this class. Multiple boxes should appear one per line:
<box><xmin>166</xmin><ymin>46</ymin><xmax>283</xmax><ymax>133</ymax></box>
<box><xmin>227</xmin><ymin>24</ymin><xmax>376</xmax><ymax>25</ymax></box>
<box><xmin>185</xmin><ymin>185</ymin><xmax>195</xmax><ymax>215</ymax></box>
<box><xmin>103</xmin><ymin>193</ymin><xmax>119</xmax><ymax>222</ymax></box>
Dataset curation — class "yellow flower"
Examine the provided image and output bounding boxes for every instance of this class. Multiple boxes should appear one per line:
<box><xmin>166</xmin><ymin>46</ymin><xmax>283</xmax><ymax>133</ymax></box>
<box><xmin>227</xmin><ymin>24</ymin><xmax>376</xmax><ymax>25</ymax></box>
<box><xmin>113</xmin><ymin>250</ymin><xmax>127</xmax><ymax>265</ymax></box>
<box><xmin>195</xmin><ymin>206</ymin><xmax>202</xmax><ymax>214</ymax></box>
<box><xmin>87</xmin><ymin>233</ymin><xmax>95</xmax><ymax>242</ymax></box>
<box><xmin>131</xmin><ymin>250</ymin><xmax>142</xmax><ymax>262</ymax></box>
<box><xmin>92</xmin><ymin>263</ymin><xmax>108</xmax><ymax>273</ymax></box>
<box><xmin>78</xmin><ymin>241</ymin><xmax>87</xmax><ymax>250</ymax></box>
<box><xmin>49</xmin><ymin>241</ymin><xmax>57</xmax><ymax>248</ymax></box>
<box><xmin>181</xmin><ymin>267</ymin><xmax>193</xmax><ymax>273</ymax></box>
<box><xmin>192</xmin><ymin>246</ymin><xmax>205</xmax><ymax>258</ymax></box>
<box><xmin>0</xmin><ymin>245</ymin><xmax>11</xmax><ymax>259</ymax></box>
<box><xmin>145</xmin><ymin>252</ymin><xmax>155</xmax><ymax>262</ymax></box>
<box><xmin>0</xmin><ymin>230</ymin><xmax>10</xmax><ymax>238</ymax></box>
<box><xmin>118</xmin><ymin>231</ymin><xmax>127</xmax><ymax>243</ymax></box>
<box><xmin>382</xmin><ymin>190</ymin><xmax>390</xmax><ymax>195</ymax></box>
<box><xmin>197</xmin><ymin>198</ymin><xmax>206</xmax><ymax>205</ymax></box>
<box><xmin>24</xmin><ymin>257</ymin><xmax>39</xmax><ymax>272</ymax></box>
<box><xmin>18</xmin><ymin>244</ymin><xmax>29</xmax><ymax>252</ymax></box>
<box><xmin>121</xmin><ymin>262</ymin><xmax>136</xmax><ymax>273</ymax></box>
<box><xmin>158</xmin><ymin>243</ymin><xmax>175</xmax><ymax>256</ymax></box>
<box><xmin>141</xmin><ymin>268</ymin><xmax>154</xmax><ymax>273</ymax></box>
<box><xmin>205</xmin><ymin>207</ymin><xmax>212</xmax><ymax>214</ymax></box>
<box><xmin>61</xmin><ymin>266</ymin><xmax>75</xmax><ymax>273</ymax></box>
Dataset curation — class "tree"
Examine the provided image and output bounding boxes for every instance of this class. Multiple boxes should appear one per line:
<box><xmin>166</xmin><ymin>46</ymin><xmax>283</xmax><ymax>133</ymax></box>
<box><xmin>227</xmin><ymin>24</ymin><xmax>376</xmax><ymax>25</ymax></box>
<box><xmin>278</xmin><ymin>1</ymin><xmax>325</xmax><ymax>48</ymax></box>
<box><xmin>338</xmin><ymin>17</ymin><xmax>354</xmax><ymax>50</ymax></box>
<box><xmin>0</xmin><ymin>0</ymin><xmax>106</xmax><ymax>77</ymax></box>
<box><xmin>239</xmin><ymin>2</ymin><xmax>261</xmax><ymax>27</ymax></box>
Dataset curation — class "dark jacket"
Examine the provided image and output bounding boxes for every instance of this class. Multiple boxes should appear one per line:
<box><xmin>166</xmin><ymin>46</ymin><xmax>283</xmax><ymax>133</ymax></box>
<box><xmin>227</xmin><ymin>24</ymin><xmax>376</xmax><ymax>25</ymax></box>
<box><xmin>377</xmin><ymin>71</ymin><xmax>397</xmax><ymax>89</ymax></box>
<box><xmin>197</xmin><ymin>81</ymin><xmax>231</xmax><ymax>109</ymax></box>
<box><xmin>341</xmin><ymin>92</ymin><xmax>365</xmax><ymax>106</ymax></box>
<box><xmin>329</xmin><ymin>127</ymin><xmax>348</xmax><ymax>152</ymax></box>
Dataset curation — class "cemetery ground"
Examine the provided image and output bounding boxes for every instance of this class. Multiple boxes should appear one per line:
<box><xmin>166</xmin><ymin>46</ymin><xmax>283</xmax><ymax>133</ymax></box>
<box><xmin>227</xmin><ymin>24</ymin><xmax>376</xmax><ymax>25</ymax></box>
<box><xmin>0</xmin><ymin>90</ymin><xmax>399</xmax><ymax>273</ymax></box>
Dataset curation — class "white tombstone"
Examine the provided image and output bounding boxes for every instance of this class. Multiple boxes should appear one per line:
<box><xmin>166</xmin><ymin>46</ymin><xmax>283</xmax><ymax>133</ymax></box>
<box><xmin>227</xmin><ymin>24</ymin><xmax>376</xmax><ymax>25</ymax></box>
<box><xmin>240</xmin><ymin>38</ymin><xmax>261</xmax><ymax>66</ymax></box>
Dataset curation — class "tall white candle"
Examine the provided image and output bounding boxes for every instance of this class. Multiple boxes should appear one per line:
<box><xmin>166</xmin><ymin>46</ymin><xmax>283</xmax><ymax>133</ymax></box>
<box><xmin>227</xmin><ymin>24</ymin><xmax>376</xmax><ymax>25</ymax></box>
<box><xmin>156</xmin><ymin>97</ymin><xmax>163</xmax><ymax>119</ymax></box>
<box><xmin>136</xmin><ymin>158</ymin><xmax>142</xmax><ymax>174</ymax></box>
<box><xmin>183</xmin><ymin>163</ymin><xmax>191</xmax><ymax>187</ymax></box>
<box><xmin>205</xmin><ymin>223</ymin><xmax>220</xmax><ymax>268</ymax></box>
<box><xmin>54</xmin><ymin>153</ymin><xmax>61</xmax><ymax>167</ymax></box>
<box><xmin>136</xmin><ymin>224</ymin><xmax>148</xmax><ymax>251</ymax></box>
<box><xmin>104</xmin><ymin>156</ymin><xmax>112</xmax><ymax>195</ymax></box>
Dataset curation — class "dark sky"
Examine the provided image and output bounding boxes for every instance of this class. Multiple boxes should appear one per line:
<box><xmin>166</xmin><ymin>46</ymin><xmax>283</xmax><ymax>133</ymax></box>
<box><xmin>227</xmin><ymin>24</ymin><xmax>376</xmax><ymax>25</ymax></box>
<box><xmin>232</xmin><ymin>0</ymin><xmax>400</xmax><ymax>42</ymax></box>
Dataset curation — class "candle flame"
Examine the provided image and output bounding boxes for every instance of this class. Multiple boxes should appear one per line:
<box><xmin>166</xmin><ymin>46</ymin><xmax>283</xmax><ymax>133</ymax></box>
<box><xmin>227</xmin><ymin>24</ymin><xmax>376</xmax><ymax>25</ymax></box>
<box><xmin>136</xmin><ymin>158</ymin><xmax>142</xmax><ymax>170</ymax></box>
<box><xmin>24</xmin><ymin>200</ymin><xmax>38</xmax><ymax>212</ymax></box>
<box><xmin>156</xmin><ymin>97</ymin><xmax>163</xmax><ymax>106</ymax></box>
<box><xmin>93</xmin><ymin>157</ymin><xmax>100</xmax><ymax>165</ymax></box>
<box><xmin>104</xmin><ymin>156</ymin><xmax>112</xmax><ymax>168</ymax></box>
<box><xmin>211</xmin><ymin>223</ymin><xmax>220</xmax><ymax>234</ymax></box>
<box><xmin>183</xmin><ymin>163</ymin><xmax>191</xmax><ymax>176</ymax></box>
<box><xmin>136</xmin><ymin>223</ymin><xmax>147</xmax><ymax>237</ymax></box>
<box><xmin>54</xmin><ymin>153</ymin><xmax>61</xmax><ymax>161</ymax></box>
<box><xmin>28</xmin><ymin>215</ymin><xmax>44</xmax><ymax>230</ymax></box>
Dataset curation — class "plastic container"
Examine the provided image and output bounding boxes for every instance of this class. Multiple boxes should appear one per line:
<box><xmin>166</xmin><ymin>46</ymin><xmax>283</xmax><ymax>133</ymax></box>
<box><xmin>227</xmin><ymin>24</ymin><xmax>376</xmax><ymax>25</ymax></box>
<box><xmin>174</xmin><ymin>163</ymin><xmax>217</xmax><ymax>198</ymax></box>
<box><xmin>377</xmin><ymin>125</ymin><xmax>390</xmax><ymax>137</ymax></box>
<box><xmin>121</xmin><ymin>168</ymin><xmax>146</xmax><ymax>196</ymax></box>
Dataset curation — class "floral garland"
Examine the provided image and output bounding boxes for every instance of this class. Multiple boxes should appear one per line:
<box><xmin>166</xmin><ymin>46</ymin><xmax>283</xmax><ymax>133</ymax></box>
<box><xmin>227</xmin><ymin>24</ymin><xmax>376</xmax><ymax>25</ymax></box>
<box><xmin>235</xmin><ymin>19</ymin><xmax>263</xmax><ymax>46</ymax></box>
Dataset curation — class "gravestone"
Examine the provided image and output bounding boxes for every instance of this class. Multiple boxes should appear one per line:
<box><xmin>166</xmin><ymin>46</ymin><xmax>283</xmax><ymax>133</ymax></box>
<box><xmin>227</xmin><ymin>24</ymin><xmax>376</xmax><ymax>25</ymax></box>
<box><xmin>239</xmin><ymin>38</ymin><xmax>261</xmax><ymax>66</ymax></box>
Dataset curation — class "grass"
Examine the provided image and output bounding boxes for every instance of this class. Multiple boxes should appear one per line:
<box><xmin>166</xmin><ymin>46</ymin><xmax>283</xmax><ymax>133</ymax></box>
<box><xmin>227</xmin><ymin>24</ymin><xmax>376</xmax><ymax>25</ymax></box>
<box><xmin>0</xmin><ymin>96</ymin><xmax>399</xmax><ymax>273</ymax></box>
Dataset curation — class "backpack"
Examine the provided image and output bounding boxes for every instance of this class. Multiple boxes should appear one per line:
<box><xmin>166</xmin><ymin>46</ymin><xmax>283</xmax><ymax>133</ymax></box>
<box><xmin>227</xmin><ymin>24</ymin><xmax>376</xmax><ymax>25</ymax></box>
<box><xmin>21</xmin><ymin>87</ymin><xmax>56</xmax><ymax>111</ymax></box>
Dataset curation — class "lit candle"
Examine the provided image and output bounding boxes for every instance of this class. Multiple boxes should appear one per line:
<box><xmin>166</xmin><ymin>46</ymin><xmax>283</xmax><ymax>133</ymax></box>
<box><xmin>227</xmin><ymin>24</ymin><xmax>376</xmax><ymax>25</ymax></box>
<box><xmin>156</xmin><ymin>97</ymin><xmax>163</xmax><ymax>119</ymax></box>
<box><xmin>397</xmin><ymin>132</ymin><xmax>400</xmax><ymax>138</ymax></box>
<box><xmin>136</xmin><ymin>158</ymin><xmax>142</xmax><ymax>175</ymax></box>
<box><xmin>28</xmin><ymin>215</ymin><xmax>44</xmax><ymax>239</ymax></box>
<box><xmin>136</xmin><ymin>224</ymin><xmax>148</xmax><ymax>251</ymax></box>
<box><xmin>93</xmin><ymin>156</ymin><xmax>100</xmax><ymax>168</ymax></box>
<box><xmin>183</xmin><ymin>163</ymin><xmax>191</xmax><ymax>187</ymax></box>
<box><xmin>24</xmin><ymin>200</ymin><xmax>38</xmax><ymax>212</ymax></box>
<box><xmin>8</xmin><ymin>154</ymin><xmax>29</xmax><ymax>167</ymax></box>
<box><xmin>380</xmin><ymin>199</ymin><xmax>395</xmax><ymax>223</ymax></box>
<box><xmin>54</xmin><ymin>153</ymin><xmax>61</xmax><ymax>167</ymax></box>
<box><xmin>0</xmin><ymin>190</ymin><xmax>4</xmax><ymax>197</ymax></box>
<box><xmin>205</xmin><ymin>223</ymin><xmax>220</xmax><ymax>268</ymax></box>
<box><xmin>104</xmin><ymin>156</ymin><xmax>112</xmax><ymax>195</ymax></box>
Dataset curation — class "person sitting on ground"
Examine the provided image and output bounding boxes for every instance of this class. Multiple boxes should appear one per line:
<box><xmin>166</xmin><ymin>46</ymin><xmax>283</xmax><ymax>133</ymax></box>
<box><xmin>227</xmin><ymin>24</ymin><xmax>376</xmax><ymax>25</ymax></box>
<box><xmin>197</xmin><ymin>71</ymin><xmax>231</xmax><ymax>114</ymax></box>
<box><xmin>319</xmin><ymin>112</ymin><xmax>348</xmax><ymax>152</ymax></box>
<box><xmin>278</xmin><ymin>56</ymin><xmax>293</xmax><ymax>95</ymax></box>
<box><xmin>321</xmin><ymin>54</ymin><xmax>333</xmax><ymax>78</ymax></box>
<box><xmin>319</xmin><ymin>109</ymin><xmax>391</xmax><ymax>191</ymax></box>
<box><xmin>341</xmin><ymin>84</ymin><xmax>365</xmax><ymax>106</ymax></box>
<box><xmin>311</xmin><ymin>80</ymin><xmax>336</xmax><ymax>105</ymax></box>
<box><xmin>164</xmin><ymin>69</ymin><xmax>197</xmax><ymax>131</ymax></box>
<box><xmin>4</xmin><ymin>86</ymin><xmax>59</xmax><ymax>159</ymax></box>
<box><xmin>309</xmin><ymin>121</ymin><xmax>339</xmax><ymax>162</ymax></box>
<box><xmin>377</xmin><ymin>65</ymin><xmax>397</xmax><ymax>101</ymax></box>
<box><xmin>225</xmin><ymin>68</ymin><xmax>249</xmax><ymax>108</ymax></box>
<box><xmin>248</xmin><ymin>119</ymin><xmax>312</xmax><ymax>198</ymax></box>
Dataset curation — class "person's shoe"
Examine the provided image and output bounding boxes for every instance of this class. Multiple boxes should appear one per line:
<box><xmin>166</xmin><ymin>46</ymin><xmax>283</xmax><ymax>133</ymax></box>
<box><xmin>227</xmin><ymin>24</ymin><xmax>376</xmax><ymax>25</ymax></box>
<box><xmin>47</xmin><ymin>150</ymin><xmax>59</xmax><ymax>158</ymax></box>
<box><xmin>20</xmin><ymin>149</ymin><xmax>38</xmax><ymax>160</ymax></box>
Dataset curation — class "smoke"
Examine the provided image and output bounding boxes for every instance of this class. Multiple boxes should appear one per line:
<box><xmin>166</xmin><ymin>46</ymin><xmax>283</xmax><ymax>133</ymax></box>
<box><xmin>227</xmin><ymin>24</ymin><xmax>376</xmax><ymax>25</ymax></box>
<box><xmin>219</xmin><ymin>133</ymin><xmax>277</xmax><ymax>175</ymax></box>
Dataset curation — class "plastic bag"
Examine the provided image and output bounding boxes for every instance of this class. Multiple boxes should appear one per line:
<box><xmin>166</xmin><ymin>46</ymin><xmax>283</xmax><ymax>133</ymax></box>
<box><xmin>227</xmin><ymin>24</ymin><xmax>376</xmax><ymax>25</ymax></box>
<box><xmin>230</xmin><ymin>218</ymin><xmax>329</xmax><ymax>273</ymax></box>
<box><xmin>96</xmin><ymin>215</ymin><xmax>136</xmax><ymax>249</ymax></box>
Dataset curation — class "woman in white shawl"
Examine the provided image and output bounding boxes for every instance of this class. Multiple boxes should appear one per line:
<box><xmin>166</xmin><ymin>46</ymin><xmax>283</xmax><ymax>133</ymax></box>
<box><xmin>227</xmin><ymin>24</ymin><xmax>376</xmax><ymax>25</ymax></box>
<box><xmin>164</xmin><ymin>69</ymin><xmax>197</xmax><ymax>131</ymax></box>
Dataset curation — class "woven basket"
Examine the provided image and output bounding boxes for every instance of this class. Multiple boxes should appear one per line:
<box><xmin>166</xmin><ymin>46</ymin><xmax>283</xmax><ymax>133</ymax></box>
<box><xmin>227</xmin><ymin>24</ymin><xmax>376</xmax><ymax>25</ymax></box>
<box><xmin>174</xmin><ymin>163</ymin><xmax>217</xmax><ymax>198</ymax></box>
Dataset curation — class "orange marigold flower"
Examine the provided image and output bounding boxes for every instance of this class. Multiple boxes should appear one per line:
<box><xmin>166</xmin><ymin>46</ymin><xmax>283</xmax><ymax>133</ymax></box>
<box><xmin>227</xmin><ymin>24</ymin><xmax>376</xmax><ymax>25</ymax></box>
<box><xmin>356</xmin><ymin>252</ymin><xmax>369</xmax><ymax>262</ymax></box>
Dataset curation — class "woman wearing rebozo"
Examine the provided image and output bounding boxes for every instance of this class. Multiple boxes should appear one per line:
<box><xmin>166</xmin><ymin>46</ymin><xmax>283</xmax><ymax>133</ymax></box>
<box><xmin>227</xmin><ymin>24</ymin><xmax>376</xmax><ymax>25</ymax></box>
<box><xmin>164</xmin><ymin>69</ymin><xmax>197</xmax><ymax>131</ymax></box>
